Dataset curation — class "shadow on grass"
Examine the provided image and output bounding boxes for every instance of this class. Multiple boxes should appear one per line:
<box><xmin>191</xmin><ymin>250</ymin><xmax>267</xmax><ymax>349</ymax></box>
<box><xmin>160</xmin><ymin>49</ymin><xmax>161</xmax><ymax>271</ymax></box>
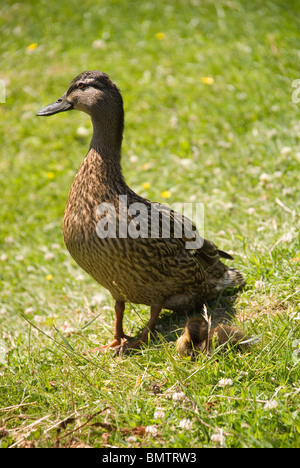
<box><xmin>123</xmin><ymin>284</ymin><xmax>246</xmax><ymax>352</ymax></box>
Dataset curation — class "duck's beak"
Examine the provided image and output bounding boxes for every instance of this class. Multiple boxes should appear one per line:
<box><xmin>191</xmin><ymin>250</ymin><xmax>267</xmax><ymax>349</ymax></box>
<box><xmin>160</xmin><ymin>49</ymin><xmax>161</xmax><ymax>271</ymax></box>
<box><xmin>36</xmin><ymin>93</ymin><xmax>73</xmax><ymax>116</ymax></box>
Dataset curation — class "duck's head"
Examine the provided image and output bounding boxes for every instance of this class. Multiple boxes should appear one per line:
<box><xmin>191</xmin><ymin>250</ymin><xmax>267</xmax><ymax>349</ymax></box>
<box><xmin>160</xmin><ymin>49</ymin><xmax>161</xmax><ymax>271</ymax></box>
<box><xmin>36</xmin><ymin>70</ymin><xmax>123</xmax><ymax>119</ymax></box>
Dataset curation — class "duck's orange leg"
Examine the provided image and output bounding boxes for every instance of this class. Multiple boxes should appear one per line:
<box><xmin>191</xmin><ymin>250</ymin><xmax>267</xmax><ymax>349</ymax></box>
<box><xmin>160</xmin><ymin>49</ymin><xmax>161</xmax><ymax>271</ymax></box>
<box><xmin>124</xmin><ymin>304</ymin><xmax>162</xmax><ymax>350</ymax></box>
<box><xmin>101</xmin><ymin>301</ymin><xmax>131</xmax><ymax>351</ymax></box>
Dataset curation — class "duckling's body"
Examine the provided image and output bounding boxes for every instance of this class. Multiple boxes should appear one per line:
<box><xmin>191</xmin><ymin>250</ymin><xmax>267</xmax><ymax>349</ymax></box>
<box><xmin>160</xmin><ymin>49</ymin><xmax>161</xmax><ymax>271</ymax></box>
<box><xmin>37</xmin><ymin>70</ymin><xmax>244</xmax><ymax>350</ymax></box>
<box><xmin>176</xmin><ymin>317</ymin><xmax>251</xmax><ymax>358</ymax></box>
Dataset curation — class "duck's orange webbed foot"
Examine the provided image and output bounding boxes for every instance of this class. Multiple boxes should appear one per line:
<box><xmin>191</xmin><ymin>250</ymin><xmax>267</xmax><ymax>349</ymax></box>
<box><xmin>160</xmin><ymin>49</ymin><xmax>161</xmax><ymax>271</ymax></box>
<box><xmin>100</xmin><ymin>335</ymin><xmax>132</xmax><ymax>352</ymax></box>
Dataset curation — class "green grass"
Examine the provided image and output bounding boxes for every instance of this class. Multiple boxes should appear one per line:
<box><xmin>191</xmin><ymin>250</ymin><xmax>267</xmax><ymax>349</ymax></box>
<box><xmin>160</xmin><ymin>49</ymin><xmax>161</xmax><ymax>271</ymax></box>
<box><xmin>0</xmin><ymin>0</ymin><xmax>299</xmax><ymax>448</ymax></box>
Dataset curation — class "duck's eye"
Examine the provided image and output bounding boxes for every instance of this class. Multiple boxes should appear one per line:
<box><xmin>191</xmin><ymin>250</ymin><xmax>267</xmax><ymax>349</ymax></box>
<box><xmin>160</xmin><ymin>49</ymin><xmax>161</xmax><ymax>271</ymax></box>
<box><xmin>78</xmin><ymin>82</ymin><xmax>85</xmax><ymax>89</ymax></box>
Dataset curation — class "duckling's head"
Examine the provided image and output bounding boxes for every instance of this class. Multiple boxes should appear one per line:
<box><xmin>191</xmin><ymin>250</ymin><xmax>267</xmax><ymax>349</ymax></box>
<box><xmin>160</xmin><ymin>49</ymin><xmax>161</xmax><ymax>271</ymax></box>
<box><xmin>176</xmin><ymin>317</ymin><xmax>208</xmax><ymax>358</ymax></box>
<box><xmin>37</xmin><ymin>70</ymin><xmax>123</xmax><ymax>120</ymax></box>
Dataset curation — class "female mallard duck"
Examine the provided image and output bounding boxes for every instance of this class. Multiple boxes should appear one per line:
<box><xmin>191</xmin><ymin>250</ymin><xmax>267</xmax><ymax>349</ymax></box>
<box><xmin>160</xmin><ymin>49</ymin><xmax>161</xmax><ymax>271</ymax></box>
<box><xmin>37</xmin><ymin>70</ymin><xmax>244</xmax><ymax>351</ymax></box>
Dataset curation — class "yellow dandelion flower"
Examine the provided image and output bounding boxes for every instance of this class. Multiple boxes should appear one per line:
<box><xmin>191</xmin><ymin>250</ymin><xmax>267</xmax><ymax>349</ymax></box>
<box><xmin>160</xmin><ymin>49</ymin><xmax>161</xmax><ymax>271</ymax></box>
<box><xmin>142</xmin><ymin>182</ymin><xmax>151</xmax><ymax>189</ymax></box>
<box><xmin>201</xmin><ymin>76</ymin><xmax>214</xmax><ymax>85</ymax></box>
<box><xmin>27</xmin><ymin>43</ymin><xmax>38</xmax><ymax>51</ymax></box>
<box><xmin>46</xmin><ymin>274</ymin><xmax>53</xmax><ymax>280</ymax></box>
<box><xmin>161</xmin><ymin>190</ymin><xmax>171</xmax><ymax>199</ymax></box>
<box><xmin>155</xmin><ymin>32</ymin><xmax>165</xmax><ymax>40</ymax></box>
<box><xmin>46</xmin><ymin>171</ymin><xmax>55</xmax><ymax>179</ymax></box>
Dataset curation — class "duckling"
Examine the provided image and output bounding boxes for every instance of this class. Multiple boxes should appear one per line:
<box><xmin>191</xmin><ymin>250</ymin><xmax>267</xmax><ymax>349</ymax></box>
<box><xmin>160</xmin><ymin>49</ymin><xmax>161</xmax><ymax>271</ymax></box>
<box><xmin>36</xmin><ymin>70</ymin><xmax>244</xmax><ymax>351</ymax></box>
<box><xmin>176</xmin><ymin>316</ymin><xmax>251</xmax><ymax>358</ymax></box>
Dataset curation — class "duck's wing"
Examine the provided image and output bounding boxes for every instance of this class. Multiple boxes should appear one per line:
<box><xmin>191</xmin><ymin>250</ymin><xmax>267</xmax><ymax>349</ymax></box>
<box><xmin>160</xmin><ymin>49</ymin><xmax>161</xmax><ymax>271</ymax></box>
<box><xmin>123</xmin><ymin>194</ymin><xmax>237</xmax><ymax>287</ymax></box>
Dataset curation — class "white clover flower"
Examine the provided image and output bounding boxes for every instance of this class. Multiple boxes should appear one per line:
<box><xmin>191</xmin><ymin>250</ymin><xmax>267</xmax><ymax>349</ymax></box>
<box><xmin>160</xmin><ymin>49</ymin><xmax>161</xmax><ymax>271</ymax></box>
<box><xmin>280</xmin><ymin>146</ymin><xmax>292</xmax><ymax>156</ymax></box>
<box><xmin>247</xmin><ymin>207</ymin><xmax>256</xmax><ymax>215</ymax></box>
<box><xmin>90</xmin><ymin>293</ymin><xmax>105</xmax><ymax>305</ymax></box>
<box><xmin>4</xmin><ymin>236</ymin><xmax>14</xmax><ymax>244</ymax></box>
<box><xmin>76</xmin><ymin>126</ymin><xmax>90</xmax><ymax>137</ymax></box>
<box><xmin>211</xmin><ymin>430</ymin><xmax>226</xmax><ymax>445</ymax></box>
<box><xmin>264</xmin><ymin>400</ymin><xmax>278</xmax><ymax>410</ymax></box>
<box><xmin>259</xmin><ymin>173</ymin><xmax>271</xmax><ymax>183</ymax></box>
<box><xmin>280</xmin><ymin>232</ymin><xmax>293</xmax><ymax>243</ymax></box>
<box><xmin>255</xmin><ymin>280</ymin><xmax>265</xmax><ymax>289</ymax></box>
<box><xmin>172</xmin><ymin>391</ymin><xmax>186</xmax><ymax>401</ymax></box>
<box><xmin>179</xmin><ymin>418</ymin><xmax>193</xmax><ymax>430</ymax></box>
<box><xmin>129</xmin><ymin>155</ymin><xmax>139</xmax><ymax>163</ymax></box>
<box><xmin>153</xmin><ymin>409</ymin><xmax>165</xmax><ymax>419</ymax></box>
<box><xmin>218</xmin><ymin>378</ymin><xmax>233</xmax><ymax>388</ymax></box>
<box><xmin>62</xmin><ymin>322</ymin><xmax>75</xmax><ymax>337</ymax></box>
<box><xmin>92</xmin><ymin>39</ymin><xmax>106</xmax><ymax>50</ymax></box>
<box><xmin>75</xmin><ymin>274</ymin><xmax>85</xmax><ymax>281</ymax></box>
<box><xmin>44</xmin><ymin>252</ymin><xmax>54</xmax><ymax>261</ymax></box>
<box><xmin>145</xmin><ymin>425</ymin><xmax>158</xmax><ymax>436</ymax></box>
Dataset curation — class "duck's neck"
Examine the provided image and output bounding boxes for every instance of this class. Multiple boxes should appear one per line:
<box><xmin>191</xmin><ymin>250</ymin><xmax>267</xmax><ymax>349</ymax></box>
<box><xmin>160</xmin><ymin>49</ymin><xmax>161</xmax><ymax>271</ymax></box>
<box><xmin>90</xmin><ymin>113</ymin><xmax>123</xmax><ymax>154</ymax></box>
<box><xmin>84</xmin><ymin>113</ymin><xmax>126</xmax><ymax>186</ymax></box>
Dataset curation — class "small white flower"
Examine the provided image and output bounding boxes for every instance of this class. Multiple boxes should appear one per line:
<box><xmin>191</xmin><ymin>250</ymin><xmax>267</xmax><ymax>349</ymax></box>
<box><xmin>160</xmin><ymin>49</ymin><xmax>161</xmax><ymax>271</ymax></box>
<box><xmin>264</xmin><ymin>400</ymin><xmax>278</xmax><ymax>410</ymax></box>
<box><xmin>247</xmin><ymin>207</ymin><xmax>256</xmax><ymax>215</ymax></box>
<box><xmin>92</xmin><ymin>39</ymin><xmax>106</xmax><ymax>49</ymax></box>
<box><xmin>27</xmin><ymin>265</ymin><xmax>35</xmax><ymax>272</ymax></box>
<box><xmin>255</xmin><ymin>280</ymin><xmax>265</xmax><ymax>289</ymax></box>
<box><xmin>25</xmin><ymin>307</ymin><xmax>35</xmax><ymax>314</ymax></box>
<box><xmin>259</xmin><ymin>173</ymin><xmax>271</xmax><ymax>183</ymax></box>
<box><xmin>166</xmin><ymin>75</ymin><xmax>176</xmax><ymax>87</ymax></box>
<box><xmin>4</xmin><ymin>236</ymin><xmax>14</xmax><ymax>244</ymax></box>
<box><xmin>126</xmin><ymin>435</ymin><xmax>137</xmax><ymax>443</ymax></box>
<box><xmin>169</xmin><ymin>115</ymin><xmax>178</xmax><ymax>127</ymax></box>
<box><xmin>76</xmin><ymin>126</ymin><xmax>89</xmax><ymax>137</ymax></box>
<box><xmin>218</xmin><ymin>378</ymin><xmax>233</xmax><ymax>388</ymax></box>
<box><xmin>34</xmin><ymin>315</ymin><xmax>43</xmax><ymax>323</ymax></box>
<box><xmin>0</xmin><ymin>254</ymin><xmax>8</xmax><ymax>261</ymax></box>
<box><xmin>178</xmin><ymin>158</ymin><xmax>192</xmax><ymax>168</ymax></box>
<box><xmin>145</xmin><ymin>425</ymin><xmax>158</xmax><ymax>436</ymax></box>
<box><xmin>76</xmin><ymin>274</ymin><xmax>85</xmax><ymax>281</ymax></box>
<box><xmin>129</xmin><ymin>155</ymin><xmax>139</xmax><ymax>163</ymax></box>
<box><xmin>266</xmin><ymin>128</ymin><xmax>277</xmax><ymax>137</ymax></box>
<box><xmin>51</xmin><ymin>243</ymin><xmax>60</xmax><ymax>250</ymax></box>
<box><xmin>273</xmin><ymin>171</ymin><xmax>282</xmax><ymax>178</ymax></box>
<box><xmin>211</xmin><ymin>430</ymin><xmax>226</xmax><ymax>445</ymax></box>
<box><xmin>224</xmin><ymin>202</ymin><xmax>234</xmax><ymax>210</ymax></box>
<box><xmin>153</xmin><ymin>409</ymin><xmax>165</xmax><ymax>419</ymax></box>
<box><xmin>280</xmin><ymin>232</ymin><xmax>293</xmax><ymax>243</ymax></box>
<box><xmin>62</xmin><ymin>323</ymin><xmax>75</xmax><ymax>336</ymax></box>
<box><xmin>44</xmin><ymin>252</ymin><xmax>54</xmax><ymax>261</ymax></box>
<box><xmin>280</xmin><ymin>146</ymin><xmax>292</xmax><ymax>156</ymax></box>
<box><xmin>90</xmin><ymin>293</ymin><xmax>105</xmax><ymax>305</ymax></box>
<box><xmin>179</xmin><ymin>418</ymin><xmax>193</xmax><ymax>430</ymax></box>
<box><xmin>15</xmin><ymin>255</ymin><xmax>24</xmax><ymax>261</ymax></box>
<box><xmin>172</xmin><ymin>391</ymin><xmax>186</xmax><ymax>401</ymax></box>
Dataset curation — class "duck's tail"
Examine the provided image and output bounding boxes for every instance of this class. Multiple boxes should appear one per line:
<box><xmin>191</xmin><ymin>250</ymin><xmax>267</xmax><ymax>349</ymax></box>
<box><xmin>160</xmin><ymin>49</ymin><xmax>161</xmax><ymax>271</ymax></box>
<box><xmin>215</xmin><ymin>267</ymin><xmax>245</xmax><ymax>291</ymax></box>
